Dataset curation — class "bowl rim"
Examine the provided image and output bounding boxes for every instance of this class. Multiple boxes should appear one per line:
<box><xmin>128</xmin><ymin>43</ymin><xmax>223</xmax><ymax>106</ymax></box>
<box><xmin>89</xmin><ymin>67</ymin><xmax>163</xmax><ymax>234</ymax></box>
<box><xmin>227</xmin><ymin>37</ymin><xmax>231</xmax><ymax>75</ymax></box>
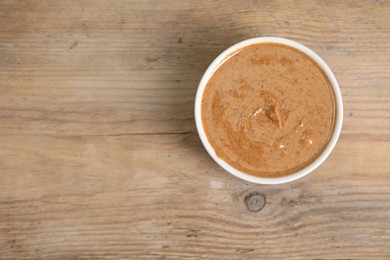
<box><xmin>194</xmin><ymin>37</ymin><xmax>343</xmax><ymax>184</ymax></box>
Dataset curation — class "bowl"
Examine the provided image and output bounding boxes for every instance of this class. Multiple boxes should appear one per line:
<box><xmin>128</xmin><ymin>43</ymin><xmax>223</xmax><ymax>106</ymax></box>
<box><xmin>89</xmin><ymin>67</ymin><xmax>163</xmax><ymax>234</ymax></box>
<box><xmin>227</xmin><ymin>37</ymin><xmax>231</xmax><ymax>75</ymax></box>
<box><xmin>194</xmin><ymin>37</ymin><xmax>343</xmax><ymax>184</ymax></box>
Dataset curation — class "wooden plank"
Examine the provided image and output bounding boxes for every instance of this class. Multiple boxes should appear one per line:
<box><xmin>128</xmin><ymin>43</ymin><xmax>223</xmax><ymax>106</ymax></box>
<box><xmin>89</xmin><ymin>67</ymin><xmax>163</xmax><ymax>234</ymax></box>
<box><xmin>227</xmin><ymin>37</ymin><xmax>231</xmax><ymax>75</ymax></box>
<box><xmin>0</xmin><ymin>0</ymin><xmax>389</xmax><ymax>136</ymax></box>
<box><xmin>0</xmin><ymin>134</ymin><xmax>389</xmax><ymax>259</ymax></box>
<box><xmin>0</xmin><ymin>0</ymin><xmax>389</xmax><ymax>258</ymax></box>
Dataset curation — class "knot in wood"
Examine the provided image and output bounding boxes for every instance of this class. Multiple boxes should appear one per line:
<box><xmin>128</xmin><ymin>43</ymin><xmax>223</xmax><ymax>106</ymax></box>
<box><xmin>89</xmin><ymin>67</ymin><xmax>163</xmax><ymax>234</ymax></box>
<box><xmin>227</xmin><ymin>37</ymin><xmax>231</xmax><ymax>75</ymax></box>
<box><xmin>245</xmin><ymin>193</ymin><xmax>265</xmax><ymax>212</ymax></box>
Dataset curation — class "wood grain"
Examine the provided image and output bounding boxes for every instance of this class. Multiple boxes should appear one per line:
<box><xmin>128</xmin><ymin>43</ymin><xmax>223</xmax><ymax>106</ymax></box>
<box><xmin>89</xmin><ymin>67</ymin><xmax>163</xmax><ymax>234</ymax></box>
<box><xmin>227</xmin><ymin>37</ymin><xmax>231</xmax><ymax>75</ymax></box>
<box><xmin>0</xmin><ymin>0</ymin><xmax>389</xmax><ymax>259</ymax></box>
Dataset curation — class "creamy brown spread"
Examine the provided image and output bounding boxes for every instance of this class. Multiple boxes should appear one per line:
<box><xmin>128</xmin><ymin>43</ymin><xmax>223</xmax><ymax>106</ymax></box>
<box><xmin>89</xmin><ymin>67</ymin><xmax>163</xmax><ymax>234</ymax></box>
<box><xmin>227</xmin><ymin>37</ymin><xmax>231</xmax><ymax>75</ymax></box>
<box><xmin>201</xmin><ymin>43</ymin><xmax>336</xmax><ymax>178</ymax></box>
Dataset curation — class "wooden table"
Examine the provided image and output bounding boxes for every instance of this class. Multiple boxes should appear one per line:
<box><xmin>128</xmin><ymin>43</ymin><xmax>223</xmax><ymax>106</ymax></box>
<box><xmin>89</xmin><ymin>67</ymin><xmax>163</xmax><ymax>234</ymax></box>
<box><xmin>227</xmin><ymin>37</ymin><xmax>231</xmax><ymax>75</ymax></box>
<box><xmin>0</xmin><ymin>1</ymin><xmax>389</xmax><ymax>259</ymax></box>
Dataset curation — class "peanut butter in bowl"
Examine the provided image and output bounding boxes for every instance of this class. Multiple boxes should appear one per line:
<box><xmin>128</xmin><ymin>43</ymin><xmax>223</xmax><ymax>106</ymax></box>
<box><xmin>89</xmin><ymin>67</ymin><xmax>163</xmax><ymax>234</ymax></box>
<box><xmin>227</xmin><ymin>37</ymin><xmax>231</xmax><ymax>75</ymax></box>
<box><xmin>195</xmin><ymin>37</ymin><xmax>343</xmax><ymax>184</ymax></box>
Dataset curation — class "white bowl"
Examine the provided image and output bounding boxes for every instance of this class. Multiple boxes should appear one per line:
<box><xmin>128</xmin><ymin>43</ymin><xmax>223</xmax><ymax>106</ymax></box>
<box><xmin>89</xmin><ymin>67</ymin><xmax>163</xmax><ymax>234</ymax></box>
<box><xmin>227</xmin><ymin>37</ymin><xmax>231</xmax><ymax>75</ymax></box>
<box><xmin>194</xmin><ymin>37</ymin><xmax>343</xmax><ymax>184</ymax></box>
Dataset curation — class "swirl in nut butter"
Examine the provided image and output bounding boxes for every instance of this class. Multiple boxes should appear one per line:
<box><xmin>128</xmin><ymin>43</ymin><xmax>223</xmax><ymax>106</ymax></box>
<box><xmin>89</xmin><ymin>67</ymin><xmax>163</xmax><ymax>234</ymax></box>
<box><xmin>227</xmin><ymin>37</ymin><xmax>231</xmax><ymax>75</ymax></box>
<box><xmin>201</xmin><ymin>43</ymin><xmax>336</xmax><ymax>178</ymax></box>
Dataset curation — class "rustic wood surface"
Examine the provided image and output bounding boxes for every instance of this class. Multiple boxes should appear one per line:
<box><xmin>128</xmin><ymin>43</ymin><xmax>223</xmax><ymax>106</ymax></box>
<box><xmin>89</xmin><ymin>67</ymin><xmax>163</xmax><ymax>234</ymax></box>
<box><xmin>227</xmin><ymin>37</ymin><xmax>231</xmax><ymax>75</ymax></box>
<box><xmin>0</xmin><ymin>0</ymin><xmax>389</xmax><ymax>259</ymax></box>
